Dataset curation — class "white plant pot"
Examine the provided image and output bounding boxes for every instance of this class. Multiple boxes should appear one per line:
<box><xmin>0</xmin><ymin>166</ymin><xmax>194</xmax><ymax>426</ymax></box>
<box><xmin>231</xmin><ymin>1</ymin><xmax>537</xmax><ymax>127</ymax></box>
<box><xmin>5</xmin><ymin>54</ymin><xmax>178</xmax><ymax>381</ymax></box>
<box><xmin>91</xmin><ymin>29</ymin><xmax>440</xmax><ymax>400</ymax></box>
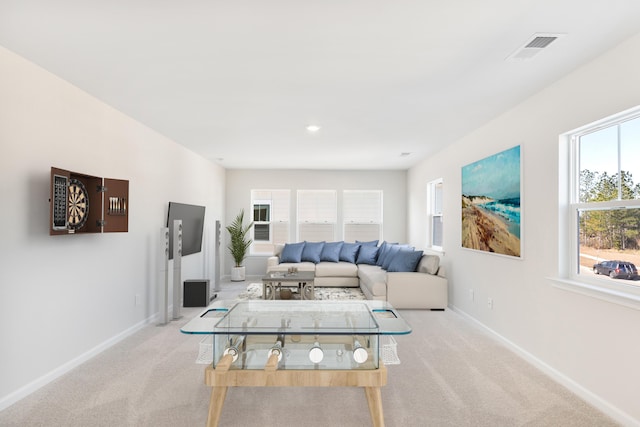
<box><xmin>231</xmin><ymin>266</ymin><xmax>246</xmax><ymax>282</ymax></box>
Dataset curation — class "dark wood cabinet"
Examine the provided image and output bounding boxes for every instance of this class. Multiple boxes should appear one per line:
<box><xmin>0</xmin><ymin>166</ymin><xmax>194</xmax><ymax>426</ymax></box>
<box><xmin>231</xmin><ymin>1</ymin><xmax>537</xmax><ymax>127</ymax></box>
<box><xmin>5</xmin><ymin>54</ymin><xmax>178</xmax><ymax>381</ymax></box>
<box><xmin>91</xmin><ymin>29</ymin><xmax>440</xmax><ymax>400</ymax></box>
<box><xmin>103</xmin><ymin>178</ymin><xmax>129</xmax><ymax>233</ymax></box>
<box><xmin>49</xmin><ymin>167</ymin><xmax>129</xmax><ymax>235</ymax></box>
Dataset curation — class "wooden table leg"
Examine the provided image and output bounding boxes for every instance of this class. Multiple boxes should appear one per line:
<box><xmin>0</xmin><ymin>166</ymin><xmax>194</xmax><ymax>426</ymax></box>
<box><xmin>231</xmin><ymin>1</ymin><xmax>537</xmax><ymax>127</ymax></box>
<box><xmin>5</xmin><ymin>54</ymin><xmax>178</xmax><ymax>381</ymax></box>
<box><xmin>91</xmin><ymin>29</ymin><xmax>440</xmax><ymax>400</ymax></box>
<box><xmin>206</xmin><ymin>386</ymin><xmax>228</xmax><ymax>427</ymax></box>
<box><xmin>364</xmin><ymin>386</ymin><xmax>385</xmax><ymax>427</ymax></box>
<box><xmin>204</xmin><ymin>359</ymin><xmax>387</xmax><ymax>426</ymax></box>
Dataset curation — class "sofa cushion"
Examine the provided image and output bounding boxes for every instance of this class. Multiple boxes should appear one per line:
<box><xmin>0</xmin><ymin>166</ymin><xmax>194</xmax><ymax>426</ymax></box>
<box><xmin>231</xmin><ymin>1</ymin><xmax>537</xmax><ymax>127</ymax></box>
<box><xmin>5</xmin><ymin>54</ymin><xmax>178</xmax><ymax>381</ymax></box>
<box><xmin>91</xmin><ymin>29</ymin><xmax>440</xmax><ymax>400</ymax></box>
<box><xmin>381</xmin><ymin>245</ymin><xmax>402</xmax><ymax>270</ymax></box>
<box><xmin>381</xmin><ymin>244</ymin><xmax>413</xmax><ymax>270</ymax></box>
<box><xmin>301</xmin><ymin>241</ymin><xmax>324</xmax><ymax>263</ymax></box>
<box><xmin>339</xmin><ymin>242</ymin><xmax>361</xmax><ymax>263</ymax></box>
<box><xmin>358</xmin><ymin>264</ymin><xmax>387</xmax><ymax>297</ymax></box>
<box><xmin>357</xmin><ymin>239</ymin><xmax>379</xmax><ymax>246</ymax></box>
<box><xmin>316</xmin><ymin>261</ymin><xmax>358</xmax><ymax>277</ymax></box>
<box><xmin>387</xmin><ymin>249</ymin><xmax>424</xmax><ymax>272</ymax></box>
<box><xmin>356</xmin><ymin>244</ymin><xmax>379</xmax><ymax>265</ymax></box>
<box><xmin>417</xmin><ymin>254</ymin><xmax>440</xmax><ymax>275</ymax></box>
<box><xmin>320</xmin><ymin>241</ymin><xmax>343</xmax><ymax>262</ymax></box>
<box><xmin>375</xmin><ymin>241</ymin><xmax>398</xmax><ymax>267</ymax></box>
<box><xmin>280</xmin><ymin>242</ymin><xmax>305</xmax><ymax>263</ymax></box>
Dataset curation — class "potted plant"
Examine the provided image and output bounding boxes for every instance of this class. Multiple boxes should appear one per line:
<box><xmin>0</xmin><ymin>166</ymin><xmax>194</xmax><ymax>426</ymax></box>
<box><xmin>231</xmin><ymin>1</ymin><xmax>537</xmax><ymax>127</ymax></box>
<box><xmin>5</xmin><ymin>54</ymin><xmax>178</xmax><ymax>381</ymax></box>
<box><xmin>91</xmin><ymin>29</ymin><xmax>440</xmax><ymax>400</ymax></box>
<box><xmin>226</xmin><ymin>209</ymin><xmax>253</xmax><ymax>281</ymax></box>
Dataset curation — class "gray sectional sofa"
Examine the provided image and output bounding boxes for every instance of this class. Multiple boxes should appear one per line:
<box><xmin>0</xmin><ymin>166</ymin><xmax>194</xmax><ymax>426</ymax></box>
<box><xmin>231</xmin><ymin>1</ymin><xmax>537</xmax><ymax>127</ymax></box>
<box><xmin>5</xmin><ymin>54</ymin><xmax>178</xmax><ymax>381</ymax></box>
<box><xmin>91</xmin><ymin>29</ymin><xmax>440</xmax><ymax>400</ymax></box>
<box><xmin>266</xmin><ymin>241</ymin><xmax>448</xmax><ymax>309</ymax></box>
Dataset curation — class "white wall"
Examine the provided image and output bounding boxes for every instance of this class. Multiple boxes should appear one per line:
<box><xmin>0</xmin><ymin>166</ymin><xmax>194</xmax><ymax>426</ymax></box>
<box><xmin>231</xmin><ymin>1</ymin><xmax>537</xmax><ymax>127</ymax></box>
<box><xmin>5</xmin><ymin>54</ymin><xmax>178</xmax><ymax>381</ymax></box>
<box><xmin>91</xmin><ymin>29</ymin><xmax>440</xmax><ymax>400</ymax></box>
<box><xmin>225</xmin><ymin>169</ymin><xmax>407</xmax><ymax>277</ymax></box>
<box><xmin>407</xmin><ymin>32</ymin><xmax>640</xmax><ymax>424</ymax></box>
<box><xmin>0</xmin><ymin>46</ymin><xmax>225</xmax><ymax>408</ymax></box>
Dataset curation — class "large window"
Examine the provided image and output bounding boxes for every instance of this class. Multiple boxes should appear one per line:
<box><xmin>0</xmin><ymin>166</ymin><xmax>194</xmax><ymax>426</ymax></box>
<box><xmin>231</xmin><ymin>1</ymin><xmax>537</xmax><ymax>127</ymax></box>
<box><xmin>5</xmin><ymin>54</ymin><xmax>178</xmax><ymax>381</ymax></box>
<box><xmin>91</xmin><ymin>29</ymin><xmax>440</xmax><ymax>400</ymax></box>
<box><xmin>297</xmin><ymin>190</ymin><xmax>337</xmax><ymax>241</ymax></box>
<box><xmin>427</xmin><ymin>179</ymin><xmax>443</xmax><ymax>250</ymax></box>
<box><xmin>343</xmin><ymin>190</ymin><xmax>382</xmax><ymax>242</ymax></box>
<box><xmin>564</xmin><ymin>108</ymin><xmax>640</xmax><ymax>299</ymax></box>
<box><xmin>251</xmin><ymin>190</ymin><xmax>290</xmax><ymax>254</ymax></box>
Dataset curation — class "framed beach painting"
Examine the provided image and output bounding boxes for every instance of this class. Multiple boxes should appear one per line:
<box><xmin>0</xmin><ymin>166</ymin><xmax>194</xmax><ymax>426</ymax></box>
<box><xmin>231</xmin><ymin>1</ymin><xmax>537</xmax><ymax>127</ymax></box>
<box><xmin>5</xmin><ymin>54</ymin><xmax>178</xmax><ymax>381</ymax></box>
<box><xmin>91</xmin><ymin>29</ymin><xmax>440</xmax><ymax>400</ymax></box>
<box><xmin>461</xmin><ymin>145</ymin><xmax>522</xmax><ymax>258</ymax></box>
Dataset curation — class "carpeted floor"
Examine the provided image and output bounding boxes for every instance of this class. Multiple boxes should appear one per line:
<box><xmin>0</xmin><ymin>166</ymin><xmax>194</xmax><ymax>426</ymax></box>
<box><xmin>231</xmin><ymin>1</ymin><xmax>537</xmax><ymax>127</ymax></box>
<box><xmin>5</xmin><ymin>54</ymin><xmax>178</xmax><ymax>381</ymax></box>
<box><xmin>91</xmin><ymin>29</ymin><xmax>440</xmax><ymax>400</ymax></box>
<box><xmin>0</xmin><ymin>283</ymin><xmax>619</xmax><ymax>427</ymax></box>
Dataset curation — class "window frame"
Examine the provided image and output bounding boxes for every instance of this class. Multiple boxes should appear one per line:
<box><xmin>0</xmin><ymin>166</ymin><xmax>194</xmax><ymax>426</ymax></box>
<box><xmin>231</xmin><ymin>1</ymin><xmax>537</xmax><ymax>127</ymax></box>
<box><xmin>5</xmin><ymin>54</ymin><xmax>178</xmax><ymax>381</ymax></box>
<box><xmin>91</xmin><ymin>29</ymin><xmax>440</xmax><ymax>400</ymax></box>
<box><xmin>252</xmin><ymin>200</ymin><xmax>271</xmax><ymax>243</ymax></box>
<box><xmin>555</xmin><ymin>106</ymin><xmax>640</xmax><ymax>310</ymax></box>
<box><xmin>250</xmin><ymin>190</ymin><xmax>290</xmax><ymax>255</ymax></box>
<box><xmin>343</xmin><ymin>190</ymin><xmax>383</xmax><ymax>243</ymax></box>
<box><xmin>297</xmin><ymin>189</ymin><xmax>337</xmax><ymax>242</ymax></box>
<box><xmin>427</xmin><ymin>178</ymin><xmax>444</xmax><ymax>252</ymax></box>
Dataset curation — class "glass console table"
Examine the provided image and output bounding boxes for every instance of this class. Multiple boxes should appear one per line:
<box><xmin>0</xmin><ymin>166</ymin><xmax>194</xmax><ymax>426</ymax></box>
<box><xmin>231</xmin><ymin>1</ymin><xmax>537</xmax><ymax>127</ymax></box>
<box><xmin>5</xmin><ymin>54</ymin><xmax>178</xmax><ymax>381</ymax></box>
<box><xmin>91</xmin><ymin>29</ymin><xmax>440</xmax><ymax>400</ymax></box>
<box><xmin>181</xmin><ymin>300</ymin><xmax>411</xmax><ymax>427</ymax></box>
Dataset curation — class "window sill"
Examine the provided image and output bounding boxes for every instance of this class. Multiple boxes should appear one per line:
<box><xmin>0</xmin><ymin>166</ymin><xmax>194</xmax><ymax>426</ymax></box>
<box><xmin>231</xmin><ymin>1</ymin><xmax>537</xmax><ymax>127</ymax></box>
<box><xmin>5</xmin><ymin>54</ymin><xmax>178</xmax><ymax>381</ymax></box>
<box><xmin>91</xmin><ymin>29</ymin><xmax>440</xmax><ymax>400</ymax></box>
<box><xmin>548</xmin><ymin>277</ymin><xmax>640</xmax><ymax>311</ymax></box>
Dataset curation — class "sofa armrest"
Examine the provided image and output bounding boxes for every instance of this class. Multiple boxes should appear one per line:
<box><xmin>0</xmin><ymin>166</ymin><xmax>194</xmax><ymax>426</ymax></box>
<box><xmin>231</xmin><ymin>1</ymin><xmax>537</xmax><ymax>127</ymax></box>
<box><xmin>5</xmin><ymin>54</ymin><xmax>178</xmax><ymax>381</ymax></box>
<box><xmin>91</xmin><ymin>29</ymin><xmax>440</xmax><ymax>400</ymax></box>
<box><xmin>386</xmin><ymin>272</ymin><xmax>448</xmax><ymax>309</ymax></box>
<box><xmin>267</xmin><ymin>256</ymin><xmax>280</xmax><ymax>268</ymax></box>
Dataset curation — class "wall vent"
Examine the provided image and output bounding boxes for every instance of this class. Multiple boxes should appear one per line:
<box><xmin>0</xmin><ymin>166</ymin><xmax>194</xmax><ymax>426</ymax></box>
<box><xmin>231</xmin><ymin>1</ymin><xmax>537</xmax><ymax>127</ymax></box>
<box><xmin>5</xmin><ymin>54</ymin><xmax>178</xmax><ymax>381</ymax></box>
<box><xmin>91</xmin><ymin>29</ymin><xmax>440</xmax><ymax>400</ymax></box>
<box><xmin>506</xmin><ymin>33</ymin><xmax>565</xmax><ymax>61</ymax></box>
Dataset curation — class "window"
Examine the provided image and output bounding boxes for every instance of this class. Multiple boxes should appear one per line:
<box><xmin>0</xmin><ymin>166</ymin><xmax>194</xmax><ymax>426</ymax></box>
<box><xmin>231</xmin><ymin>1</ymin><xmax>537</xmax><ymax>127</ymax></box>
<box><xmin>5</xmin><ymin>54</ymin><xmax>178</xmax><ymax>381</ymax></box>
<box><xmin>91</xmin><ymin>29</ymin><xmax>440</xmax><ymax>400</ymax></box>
<box><xmin>250</xmin><ymin>190</ymin><xmax>290</xmax><ymax>254</ymax></box>
<box><xmin>427</xmin><ymin>179</ymin><xmax>443</xmax><ymax>250</ymax></box>
<box><xmin>297</xmin><ymin>190</ymin><xmax>337</xmax><ymax>241</ymax></box>
<box><xmin>253</xmin><ymin>202</ymin><xmax>270</xmax><ymax>241</ymax></box>
<box><xmin>563</xmin><ymin>107</ymin><xmax>640</xmax><ymax>301</ymax></box>
<box><xmin>343</xmin><ymin>190</ymin><xmax>382</xmax><ymax>242</ymax></box>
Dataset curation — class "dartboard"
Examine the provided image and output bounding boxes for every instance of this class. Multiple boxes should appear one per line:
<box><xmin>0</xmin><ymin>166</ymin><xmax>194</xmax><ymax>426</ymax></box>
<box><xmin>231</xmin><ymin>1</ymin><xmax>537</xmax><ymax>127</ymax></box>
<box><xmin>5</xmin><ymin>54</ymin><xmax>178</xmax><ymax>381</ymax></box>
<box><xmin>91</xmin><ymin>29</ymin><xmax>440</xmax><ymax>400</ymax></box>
<box><xmin>68</xmin><ymin>178</ymin><xmax>89</xmax><ymax>229</ymax></box>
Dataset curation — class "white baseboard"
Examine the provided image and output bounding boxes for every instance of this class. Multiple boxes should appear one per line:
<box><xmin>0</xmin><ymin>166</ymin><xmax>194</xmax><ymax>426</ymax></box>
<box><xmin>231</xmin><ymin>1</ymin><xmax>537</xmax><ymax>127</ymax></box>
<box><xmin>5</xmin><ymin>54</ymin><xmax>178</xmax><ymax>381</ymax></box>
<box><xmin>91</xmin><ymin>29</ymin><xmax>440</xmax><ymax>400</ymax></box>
<box><xmin>450</xmin><ymin>304</ymin><xmax>639</xmax><ymax>427</ymax></box>
<box><xmin>221</xmin><ymin>274</ymin><xmax>261</xmax><ymax>283</ymax></box>
<box><xmin>0</xmin><ymin>311</ymin><xmax>162</xmax><ymax>412</ymax></box>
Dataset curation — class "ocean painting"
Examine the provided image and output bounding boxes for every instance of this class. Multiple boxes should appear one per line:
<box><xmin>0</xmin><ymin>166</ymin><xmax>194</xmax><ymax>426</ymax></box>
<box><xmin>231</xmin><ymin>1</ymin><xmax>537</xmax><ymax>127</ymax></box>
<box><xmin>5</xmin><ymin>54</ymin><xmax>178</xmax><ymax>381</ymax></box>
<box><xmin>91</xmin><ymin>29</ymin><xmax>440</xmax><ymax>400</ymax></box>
<box><xmin>461</xmin><ymin>145</ymin><xmax>521</xmax><ymax>258</ymax></box>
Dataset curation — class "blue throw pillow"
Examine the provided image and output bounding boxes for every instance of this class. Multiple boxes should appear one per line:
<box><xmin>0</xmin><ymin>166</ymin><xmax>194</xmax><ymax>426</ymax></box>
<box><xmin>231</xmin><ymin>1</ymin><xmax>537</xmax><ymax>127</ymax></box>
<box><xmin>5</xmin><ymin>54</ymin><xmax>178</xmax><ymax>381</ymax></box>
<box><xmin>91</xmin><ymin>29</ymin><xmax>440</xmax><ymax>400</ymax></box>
<box><xmin>356</xmin><ymin>239</ymin><xmax>379</xmax><ymax>247</ymax></box>
<box><xmin>280</xmin><ymin>242</ymin><xmax>305</xmax><ymax>263</ymax></box>
<box><xmin>320</xmin><ymin>241</ymin><xmax>343</xmax><ymax>262</ymax></box>
<box><xmin>301</xmin><ymin>241</ymin><xmax>325</xmax><ymax>263</ymax></box>
<box><xmin>356</xmin><ymin>245</ymin><xmax>379</xmax><ymax>265</ymax></box>
<box><xmin>339</xmin><ymin>242</ymin><xmax>361</xmax><ymax>263</ymax></box>
<box><xmin>387</xmin><ymin>249</ymin><xmax>424</xmax><ymax>273</ymax></box>
<box><xmin>376</xmin><ymin>241</ymin><xmax>398</xmax><ymax>267</ymax></box>
<box><xmin>381</xmin><ymin>245</ymin><xmax>402</xmax><ymax>270</ymax></box>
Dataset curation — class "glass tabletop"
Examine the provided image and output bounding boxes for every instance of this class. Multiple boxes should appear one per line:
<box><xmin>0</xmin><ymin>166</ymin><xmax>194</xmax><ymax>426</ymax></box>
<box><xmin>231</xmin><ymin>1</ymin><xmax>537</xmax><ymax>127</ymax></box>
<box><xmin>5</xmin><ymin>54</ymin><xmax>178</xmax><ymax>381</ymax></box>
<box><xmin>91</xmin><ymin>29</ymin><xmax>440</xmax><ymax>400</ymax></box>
<box><xmin>214</xmin><ymin>300</ymin><xmax>378</xmax><ymax>335</ymax></box>
<box><xmin>181</xmin><ymin>300</ymin><xmax>412</xmax><ymax>336</ymax></box>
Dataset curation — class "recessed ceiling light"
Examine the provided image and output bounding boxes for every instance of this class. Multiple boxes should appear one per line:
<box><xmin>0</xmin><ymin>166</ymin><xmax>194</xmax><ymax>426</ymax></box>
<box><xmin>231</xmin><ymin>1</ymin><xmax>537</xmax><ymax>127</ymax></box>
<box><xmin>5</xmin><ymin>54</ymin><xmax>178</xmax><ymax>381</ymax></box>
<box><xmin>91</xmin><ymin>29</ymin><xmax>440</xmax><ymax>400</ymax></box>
<box><xmin>306</xmin><ymin>125</ymin><xmax>321</xmax><ymax>133</ymax></box>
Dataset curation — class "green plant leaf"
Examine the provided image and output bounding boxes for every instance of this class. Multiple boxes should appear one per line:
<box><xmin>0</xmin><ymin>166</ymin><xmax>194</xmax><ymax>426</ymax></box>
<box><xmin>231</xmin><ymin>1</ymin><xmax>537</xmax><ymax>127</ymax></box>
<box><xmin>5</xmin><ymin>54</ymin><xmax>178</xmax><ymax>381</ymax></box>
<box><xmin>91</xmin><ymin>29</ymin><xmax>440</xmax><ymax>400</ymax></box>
<box><xmin>226</xmin><ymin>209</ymin><xmax>254</xmax><ymax>267</ymax></box>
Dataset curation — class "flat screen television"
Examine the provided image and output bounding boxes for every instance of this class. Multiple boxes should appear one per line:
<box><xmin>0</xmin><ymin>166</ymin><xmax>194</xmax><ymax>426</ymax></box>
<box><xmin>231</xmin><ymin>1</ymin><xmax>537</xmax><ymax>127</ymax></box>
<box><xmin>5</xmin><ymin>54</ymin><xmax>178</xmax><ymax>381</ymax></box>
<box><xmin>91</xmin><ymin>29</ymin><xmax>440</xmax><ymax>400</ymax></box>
<box><xmin>166</xmin><ymin>202</ymin><xmax>206</xmax><ymax>260</ymax></box>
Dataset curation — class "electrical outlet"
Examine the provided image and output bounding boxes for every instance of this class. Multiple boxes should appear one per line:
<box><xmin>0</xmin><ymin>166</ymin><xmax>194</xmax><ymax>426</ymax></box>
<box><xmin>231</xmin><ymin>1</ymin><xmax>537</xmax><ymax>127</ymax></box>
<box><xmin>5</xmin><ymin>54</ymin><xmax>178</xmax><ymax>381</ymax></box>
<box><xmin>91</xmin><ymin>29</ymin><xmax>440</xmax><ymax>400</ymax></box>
<box><xmin>135</xmin><ymin>294</ymin><xmax>141</xmax><ymax>306</ymax></box>
<box><xmin>487</xmin><ymin>297</ymin><xmax>493</xmax><ymax>310</ymax></box>
<box><xmin>469</xmin><ymin>289</ymin><xmax>474</xmax><ymax>301</ymax></box>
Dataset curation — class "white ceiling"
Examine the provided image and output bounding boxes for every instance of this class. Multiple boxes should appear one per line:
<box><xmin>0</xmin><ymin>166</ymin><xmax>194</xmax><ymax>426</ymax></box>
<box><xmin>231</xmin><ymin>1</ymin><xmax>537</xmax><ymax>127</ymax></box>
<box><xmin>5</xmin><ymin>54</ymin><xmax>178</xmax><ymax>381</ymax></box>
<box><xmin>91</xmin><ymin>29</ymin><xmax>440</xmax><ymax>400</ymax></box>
<box><xmin>2</xmin><ymin>1</ymin><xmax>640</xmax><ymax>170</ymax></box>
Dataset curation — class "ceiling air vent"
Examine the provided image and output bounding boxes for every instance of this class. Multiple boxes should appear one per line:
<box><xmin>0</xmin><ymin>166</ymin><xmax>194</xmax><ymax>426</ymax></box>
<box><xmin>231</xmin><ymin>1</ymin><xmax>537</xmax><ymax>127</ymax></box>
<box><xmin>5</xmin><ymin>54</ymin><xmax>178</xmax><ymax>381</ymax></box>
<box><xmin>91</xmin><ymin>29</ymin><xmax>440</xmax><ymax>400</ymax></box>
<box><xmin>506</xmin><ymin>33</ymin><xmax>565</xmax><ymax>61</ymax></box>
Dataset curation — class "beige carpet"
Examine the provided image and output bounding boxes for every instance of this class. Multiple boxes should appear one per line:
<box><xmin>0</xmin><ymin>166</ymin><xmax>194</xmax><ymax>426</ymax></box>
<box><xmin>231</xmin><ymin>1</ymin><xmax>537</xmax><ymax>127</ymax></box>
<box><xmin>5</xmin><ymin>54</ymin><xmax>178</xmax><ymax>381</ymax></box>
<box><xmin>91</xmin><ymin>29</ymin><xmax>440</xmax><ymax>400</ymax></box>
<box><xmin>0</xmin><ymin>306</ymin><xmax>618</xmax><ymax>427</ymax></box>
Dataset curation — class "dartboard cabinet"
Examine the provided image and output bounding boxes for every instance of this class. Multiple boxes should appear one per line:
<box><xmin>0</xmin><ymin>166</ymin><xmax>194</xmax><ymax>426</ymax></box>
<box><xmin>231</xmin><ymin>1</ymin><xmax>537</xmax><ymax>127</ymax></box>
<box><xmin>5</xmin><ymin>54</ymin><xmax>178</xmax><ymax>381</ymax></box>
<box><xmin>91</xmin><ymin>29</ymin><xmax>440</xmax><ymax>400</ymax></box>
<box><xmin>49</xmin><ymin>167</ymin><xmax>129</xmax><ymax>235</ymax></box>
